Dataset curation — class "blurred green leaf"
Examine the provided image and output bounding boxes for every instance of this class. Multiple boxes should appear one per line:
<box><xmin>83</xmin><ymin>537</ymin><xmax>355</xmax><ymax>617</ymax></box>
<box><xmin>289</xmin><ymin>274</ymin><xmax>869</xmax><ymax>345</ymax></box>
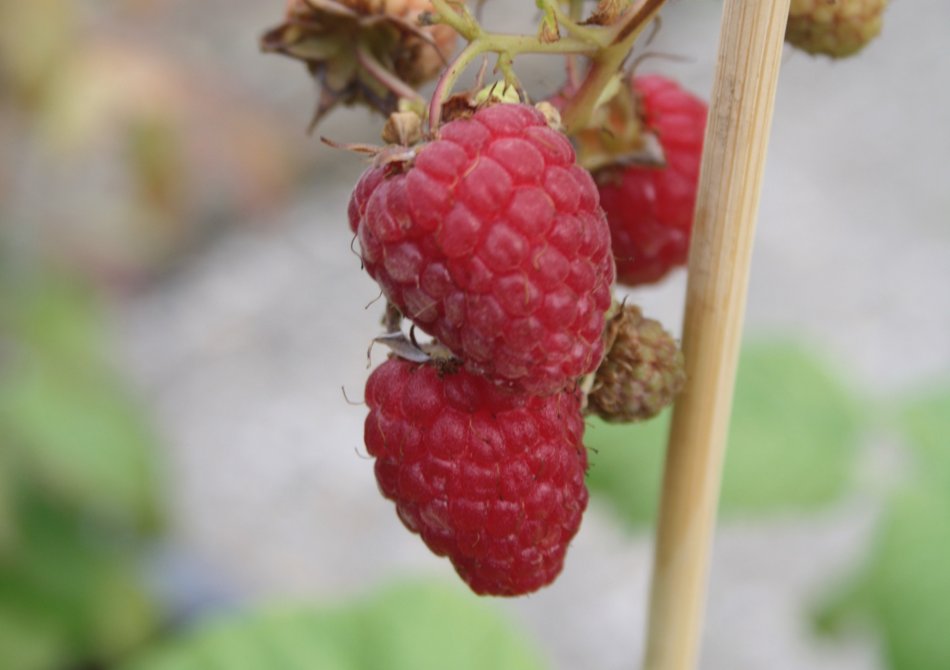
<box><xmin>865</xmin><ymin>485</ymin><xmax>950</xmax><ymax>670</ymax></box>
<box><xmin>0</xmin><ymin>272</ymin><xmax>163</xmax><ymax>668</ymax></box>
<box><xmin>125</xmin><ymin>581</ymin><xmax>547</xmax><ymax>670</ymax></box>
<box><xmin>0</xmin><ymin>451</ymin><xmax>17</xmax><ymax>553</ymax></box>
<box><xmin>816</xmin><ymin>388</ymin><xmax>950</xmax><ymax>670</ymax></box>
<box><xmin>584</xmin><ymin>411</ymin><xmax>668</xmax><ymax>526</ymax></box>
<box><xmin>586</xmin><ymin>341</ymin><xmax>861</xmax><ymax>527</ymax></box>
<box><xmin>811</xmin><ymin>570</ymin><xmax>870</xmax><ymax>639</ymax></box>
<box><xmin>901</xmin><ymin>387</ymin><xmax>950</xmax><ymax>488</ymax></box>
<box><xmin>0</xmin><ymin>277</ymin><xmax>161</xmax><ymax>529</ymax></box>
<box><xmin>355</xmin><ymin>582</ymin><xmax>546</xmax><ymax>670</ymax></box>
<box><xmin>0</xmin><ymin>605</ymin><xmax>71</xmax><ymax>670</ymax></box>
<box><xmin>721</xmin><ymin>341</ymin><xmax>859</xmax><ymax>511</ymax></box>
<box><xmin>0</xmin><ymin>492</ymin><xmax>158</xmax><ymax>669</ymax></box>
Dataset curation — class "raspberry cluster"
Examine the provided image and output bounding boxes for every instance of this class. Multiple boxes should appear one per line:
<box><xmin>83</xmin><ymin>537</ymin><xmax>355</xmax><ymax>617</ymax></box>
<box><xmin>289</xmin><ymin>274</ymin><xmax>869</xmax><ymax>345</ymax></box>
<box><xmin>350</xmin><ymin>103</ymin><xmax>610</xmax><ymax>595</ymax></box>
<box><xmin>261</xmin><ymin>0</ymin><xmax>882</xmax><ymax>602</ymax></box>
<box><xmin>343</xmin><ymin>87</ymin><xmax>712</xmax><ymax>594</ymax></box>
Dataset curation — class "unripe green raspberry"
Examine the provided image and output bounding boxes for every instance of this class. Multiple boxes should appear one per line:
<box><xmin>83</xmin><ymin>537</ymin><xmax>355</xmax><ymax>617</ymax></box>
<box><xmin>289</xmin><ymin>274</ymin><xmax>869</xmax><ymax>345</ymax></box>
<box><xmin>587</xmin><ymin>305</ymin><xmax>685</xmax><ymax>423</ymax></box>
<box><xmin>786</xmin><ymin>0</ymin><xmax>888</xmax><ymax>58</ymax></box>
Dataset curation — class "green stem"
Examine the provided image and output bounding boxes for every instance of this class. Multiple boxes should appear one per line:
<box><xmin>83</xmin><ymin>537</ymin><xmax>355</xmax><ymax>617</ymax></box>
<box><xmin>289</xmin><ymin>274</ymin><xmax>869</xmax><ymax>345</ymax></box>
<box><xmin>428</xmin><ymin>34</ymin><xmax>600</xmax><ymax>131</ymax></box>
<box><xmin>565</xmin><ymin>0</ymin><xmax>586</xmax><ymax>87</ymax></box>
<box><xmin>429</xmin><ymin>0</ymin><xmax>481</xmax><ymax>40</ymax></box>
<box><xmin>569</xmin><ymin>0</ymin><xmax>585</xmax><ymax>21</ymax></box>
<box><xmin>538</xmin><ymin>0</ymin><xmax>606</xmax><ymax>46</ymax></box>
<box><xmin>486</xmin><ymin>33</ymin><xmax>600</xmax><ymax>55</ymax></box>
<box><xmin>496</xmin><ymin>52</ymin><xmax>519</xmax><ymax>90</ymax></box>
<box><xmin>427</xmin><ymin>0</ymin><xmax>666</xmax><ymax>133</ymax></box>
<box><xmin>428</xmin><ymin>40</ymin><xmax>489</xmax><ymax>130</ymax></box>
<box><xmin>560</xmin><ymin>0</ymin><xmax>666</xmax><ymax>133</ymax></box>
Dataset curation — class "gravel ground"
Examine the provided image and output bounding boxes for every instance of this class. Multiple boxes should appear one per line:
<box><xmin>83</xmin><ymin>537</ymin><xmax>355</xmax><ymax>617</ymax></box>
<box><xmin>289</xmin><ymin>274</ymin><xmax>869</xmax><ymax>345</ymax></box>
<box><xmin>110</xmin><ymin>1</ymin><xmax>949</xmax><ymax>668</ymax></box>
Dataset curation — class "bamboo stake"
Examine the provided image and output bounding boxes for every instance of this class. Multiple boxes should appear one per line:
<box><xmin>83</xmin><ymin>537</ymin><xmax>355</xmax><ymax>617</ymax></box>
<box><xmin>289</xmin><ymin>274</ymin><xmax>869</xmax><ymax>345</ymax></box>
<box><xmin>642</xmin><ymin>2</ymin><xmax>790</xmax><ymax>669</ymax></box>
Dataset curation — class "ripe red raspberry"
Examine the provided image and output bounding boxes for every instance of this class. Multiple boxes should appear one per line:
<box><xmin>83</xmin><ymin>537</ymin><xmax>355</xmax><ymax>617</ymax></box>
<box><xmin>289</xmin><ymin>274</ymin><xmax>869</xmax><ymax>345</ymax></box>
<box><xmin>364</xmin><ymin>357</ymin><xmax>589</xmax><ymax>596</ymax></box>
<box><xmin>349</xmin><ymin>104</ymin><xmax>616</xmax><ymax>395</ymax></box>
<box><xmin>596</xmin><ymin>76</ymin><xmax>707</xmax><ymax>286</ymax></box>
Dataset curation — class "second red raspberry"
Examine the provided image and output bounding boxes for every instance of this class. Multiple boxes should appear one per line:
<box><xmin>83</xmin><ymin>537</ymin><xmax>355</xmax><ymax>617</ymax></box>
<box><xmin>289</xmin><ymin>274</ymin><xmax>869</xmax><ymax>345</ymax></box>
<box><xmin>597</xmin><ymin>76</ymin><xmax>708</xmax><ymax>286</ymax></box>
<box><xmin>365</xmin><ymin>357</ymin><xmax>589</xmax><ymax>596</ymax></box>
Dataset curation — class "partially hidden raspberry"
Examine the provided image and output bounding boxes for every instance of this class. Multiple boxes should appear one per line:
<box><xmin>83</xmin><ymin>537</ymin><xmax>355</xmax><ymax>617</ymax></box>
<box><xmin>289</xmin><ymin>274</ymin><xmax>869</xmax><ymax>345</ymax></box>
<box><xmin>587</xmin><ymin>304</ymin><xmax>685</xmax><ymax>423</ymax></box>
<box><xmin>364</xmin><ymin>357</ymin><xmax>589</xmax><ymax>596</ymax></box>
<box><xmin>786</xmin><ymin>0</ymin><xmax>888</xmax><ymax>58</ymax></box>
<box><xmin>350</xmin><ymin>104</ymin><xmax>616</xmax><ymax>395</ymax></box>
<box><xmin>594</xmin><ymin>76</ymin><xmax>707</xmax><ymax>286</ymax></box>
<box><xmin>261</xmin><ymin>0</ymin><xmax>456</xmax><ymax>124</ymax></box>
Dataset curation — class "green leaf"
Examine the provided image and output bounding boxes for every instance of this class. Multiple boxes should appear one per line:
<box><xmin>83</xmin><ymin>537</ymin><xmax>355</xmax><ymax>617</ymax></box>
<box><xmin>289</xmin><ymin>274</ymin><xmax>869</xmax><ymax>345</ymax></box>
<box><xmin>0</xmin><ymin>451</ymin><xmax>17</xmax><ymax>555</ymax></box>
<box><xmin>129</xmin><ymin>607</ymin><xmax>360</xmax><ymax>670</ymax></box>
<box><xmin>816</xmin><ymin>387</ymin><xmax>950</xmax><ymax>669</ymax></box>
<box><xmin>811</xmin><ymin>570</ymin><xmax>871</xmax><ymax>639</ymax></box>
<box><xmin>355</xmin><ymin>582</ymin><xmax>546</xmax><ymax>670</ymax></box>
<box><xmin>817</xmin><ymin>482</ymin><xmax>950</xmax><ymax>670</ymax></box>
<box><xmin>720</xmin><ymin>341</ymin><xmax>859</xmax><ymax>512</ymax></box>
<box><xmin>901</xmin><ymin>387</ymin><xmax>950</xmax><ymax>489</ymax></box>
<box><xmin>0</xmin><ymin>492</ymin><xmax>159</xmax><ymax>668</ymax></box>
<box><xmin>864</xmin><ymin>485</ymin><xmax>950</xmax><ymax>670</ymax></box>
<box><xmin>586</xmin><ymin>341</ymin><xmax>861</xmax><ymax>527</ymax></box>
<box><xmin>584</xmin><ymin>411</ymin><xmax>669</xmax><ymax>526</ymax></box>
<box><xmin>0</xmin><ymin>276</ymin><xmax>161</xmax><ymax>530</ymax></box>
<box><xmin>0</xmin><ymin>604</ymin><xmax>71</xmax><ymax>670</ymax></box>
<box><xmin>124</xmin><ymin>581</ymin><xmax>548</xmax><ymax>670</ymax></box>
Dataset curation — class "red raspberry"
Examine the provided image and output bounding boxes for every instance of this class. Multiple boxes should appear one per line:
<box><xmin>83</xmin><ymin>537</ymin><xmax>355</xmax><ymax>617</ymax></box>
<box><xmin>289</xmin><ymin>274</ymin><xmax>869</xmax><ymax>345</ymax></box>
<box><xmin>349</xmin><ymin>104</ymin><xmax>616</xmax><ymax>395</ymax></box>
<box><xmin>364</xmin><ymin>357</ymin><xmax>589</xmax><ymax>596</ymax></box>
<box><xmin>596</xmin><ymin>76</ymin><xmax>707</xmax><ymax>286</ymax></box>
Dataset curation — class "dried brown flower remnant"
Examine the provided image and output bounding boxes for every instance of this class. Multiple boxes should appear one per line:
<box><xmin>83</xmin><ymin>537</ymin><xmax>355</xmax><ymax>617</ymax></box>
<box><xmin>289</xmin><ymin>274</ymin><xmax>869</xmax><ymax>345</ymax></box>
<box><xmin>261</xmin><ymin>0</ymin><xmax>456</xmax><ymax>128</ymax></box>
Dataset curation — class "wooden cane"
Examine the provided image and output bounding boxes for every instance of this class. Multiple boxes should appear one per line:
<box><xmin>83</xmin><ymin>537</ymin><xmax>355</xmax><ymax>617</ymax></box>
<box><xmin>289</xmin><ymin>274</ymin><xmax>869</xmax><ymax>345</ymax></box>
<box><xmin>642</xmin><ymin>2</ymin><xmax>791</xmax><ymax>668</ymax></box>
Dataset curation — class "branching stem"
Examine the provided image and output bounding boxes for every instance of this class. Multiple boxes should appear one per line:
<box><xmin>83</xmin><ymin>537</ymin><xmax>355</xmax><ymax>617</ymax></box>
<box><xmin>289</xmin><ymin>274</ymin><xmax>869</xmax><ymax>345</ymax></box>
<box><xmin>538</xmin><ymin>0</ymin><xmax>606</xmax><ymax>46</ymax></box>
<box><xmin>428</xmin><ymin>33</ymin><xmax>599</xmax><ymax>130</ymax></box>
<box><xmin>427</xmin><ymin>0</ymin><xmax>666</xmax><ymax>133</ymax></box>
<box><xmin>559</xmin><ymin>0</ymin><xmax>666</xmax><ymax>133</ymax></box>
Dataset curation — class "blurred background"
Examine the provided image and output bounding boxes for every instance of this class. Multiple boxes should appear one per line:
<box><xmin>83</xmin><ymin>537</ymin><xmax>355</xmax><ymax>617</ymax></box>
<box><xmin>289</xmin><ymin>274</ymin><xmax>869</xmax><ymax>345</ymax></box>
<box><xmin>2</xmin><ymin>1</ymin><xmax>949</xmax><ymax>668</ymax></box>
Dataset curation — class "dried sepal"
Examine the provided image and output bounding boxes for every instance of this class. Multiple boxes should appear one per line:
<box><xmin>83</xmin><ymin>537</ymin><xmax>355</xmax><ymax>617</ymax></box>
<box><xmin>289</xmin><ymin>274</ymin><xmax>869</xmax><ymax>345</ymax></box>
<box><xmin>261</xmin><ymin>0</ymin><xmax>457</xmax><ymax>127</ymax></box>
<box><xmin>381</xmin><ymin>110</ymin><xmax>424</xmax><ymax>145</ymax></box>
